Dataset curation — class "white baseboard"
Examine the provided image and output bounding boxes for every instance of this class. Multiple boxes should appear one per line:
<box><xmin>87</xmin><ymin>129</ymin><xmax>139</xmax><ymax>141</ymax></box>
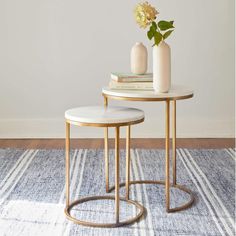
<box><xmin>0</xmin><ymin>117</ymin><xmax>234</xmax><ymax>138</ymax></box>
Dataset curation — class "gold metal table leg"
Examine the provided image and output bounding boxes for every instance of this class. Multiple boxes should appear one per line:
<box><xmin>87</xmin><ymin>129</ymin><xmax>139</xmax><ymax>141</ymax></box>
<box><xmin>104</xmin><ymin>96</ymin><xmax>109</xmax><ymax>193</ymax></box>
<box><xmin>66</xmin><ymin>122</ymin><xmax>70</xmax><ymax>208</ymax></box>
<box><xmin>115</xmin><ymin>126</ymin><xmax>120</xmax><ymax>223</ymax></box>
<box><xmin>165</xmin><ymin>100</ymin><xmax>170</xmax><ymax>212</ymax></box>
<box><xmin>126</xmin><ymin>125</ymin><xmax>131</xmax><ymax>200</ymax></box>
<box><xmin>172</xmin><ymin>100</ymin><xmax>177</xmax><ymax>185</ymax></box>
<box><xmin>104</xmin><ymin>127</ymin><xmax>109</xmax><ymax>192</ymax></box>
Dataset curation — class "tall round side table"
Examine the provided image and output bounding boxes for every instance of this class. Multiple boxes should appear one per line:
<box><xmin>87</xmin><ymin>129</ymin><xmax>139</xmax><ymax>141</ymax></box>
<box><xmin>64</xmin><ymin>106</ymin><xmax>145</xmax><ymax>227</ymax></box>
<box><xmin>102</xmin><ymin>85</ymin><xmax>194</xmax><ymax>213</ymax></box>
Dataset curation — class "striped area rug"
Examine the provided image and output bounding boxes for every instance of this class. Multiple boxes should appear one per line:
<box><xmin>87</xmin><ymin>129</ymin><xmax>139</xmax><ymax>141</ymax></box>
<box><xmin>0</xmin><ymin>148</ymin><xmax>235</xmax><ymax>236</ymax></box>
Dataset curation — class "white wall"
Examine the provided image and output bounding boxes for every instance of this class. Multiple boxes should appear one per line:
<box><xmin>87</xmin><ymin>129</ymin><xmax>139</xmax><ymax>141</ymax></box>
<box><xmin>0</xmin><ymin>0</ymin><xmax>235</xmax><ymax>138</ymax></box>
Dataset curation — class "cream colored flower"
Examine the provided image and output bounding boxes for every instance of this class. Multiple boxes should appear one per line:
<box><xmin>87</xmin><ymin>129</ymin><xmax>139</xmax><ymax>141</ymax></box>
<box><xmin>134</xmin><ymin>2</ymin><xmax>158</xmax><ymax>28</ymax></box>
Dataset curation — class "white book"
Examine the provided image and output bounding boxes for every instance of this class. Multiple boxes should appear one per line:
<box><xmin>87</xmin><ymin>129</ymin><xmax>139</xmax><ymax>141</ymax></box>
<box><xmin>111</xmin><ymin>72</ymin><xmax>153</xmax><ymax>82</ymax></box>
<box><xmin>109</xmin><ymin>80</ymin><xmax>153</xmax><ymax>90</ymax></box>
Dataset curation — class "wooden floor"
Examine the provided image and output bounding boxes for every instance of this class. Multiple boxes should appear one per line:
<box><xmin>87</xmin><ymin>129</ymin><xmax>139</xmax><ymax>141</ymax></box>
<box><xmin>0</xmin><ymin>138</ymin><xmax>234</xmax><ymax>149</ymax></box>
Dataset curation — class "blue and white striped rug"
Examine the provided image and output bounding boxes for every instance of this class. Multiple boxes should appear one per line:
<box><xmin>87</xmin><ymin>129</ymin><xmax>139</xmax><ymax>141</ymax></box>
<box><xmin>0</xmin><ymin>148</ymin><xmax>235</xmax><ymax>236</ymax></box>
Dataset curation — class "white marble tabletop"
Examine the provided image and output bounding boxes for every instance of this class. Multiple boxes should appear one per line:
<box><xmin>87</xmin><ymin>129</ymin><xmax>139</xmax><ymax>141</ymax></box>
<box><xmin>65</xmin><ymin>106</ymin><xmax>144</xmax><ymax>125</ymax></box>
<box><xmin>102</xmin><ymin>84</ymin><xmax>194</xmax><ymax>101</ymax></box>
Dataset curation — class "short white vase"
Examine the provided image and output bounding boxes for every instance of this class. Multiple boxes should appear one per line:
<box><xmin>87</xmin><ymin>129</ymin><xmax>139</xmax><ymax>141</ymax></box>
<box><xmin>131</xmin><ymin>42</ymin><xmax>148</xmax><ymax>75</ymax></box>
<box><xmin>153</xmin><ymin>41</ymin><xmax>171</xmax><ymax>93</ymax></box>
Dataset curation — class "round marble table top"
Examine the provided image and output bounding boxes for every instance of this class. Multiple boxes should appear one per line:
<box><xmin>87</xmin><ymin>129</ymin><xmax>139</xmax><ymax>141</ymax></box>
<box><xmin>102</xmin><ymin>85</ymin><xmax>194</xmax><ymax>101</ymax></box>
<box><xmin>65</xmin><ymin>106</ymin><xmax>144</xmax><ymax>126</ymax></box>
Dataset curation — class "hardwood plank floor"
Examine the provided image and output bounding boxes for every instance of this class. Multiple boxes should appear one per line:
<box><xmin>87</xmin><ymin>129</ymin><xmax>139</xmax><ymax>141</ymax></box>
<box><xmin>0</xmin><ymin>138</ymin><xmax>234</xmax><ymax>149</ymax></box>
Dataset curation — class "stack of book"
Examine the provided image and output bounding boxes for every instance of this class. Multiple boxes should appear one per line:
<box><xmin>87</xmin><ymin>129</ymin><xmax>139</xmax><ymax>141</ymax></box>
<box><xmin>109</xmin><ymin>73</ymin><xmax>153</xmax><ymax>90</ymax></box>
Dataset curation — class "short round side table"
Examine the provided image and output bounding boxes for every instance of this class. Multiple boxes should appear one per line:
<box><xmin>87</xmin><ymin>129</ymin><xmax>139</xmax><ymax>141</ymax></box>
<box><xmin>64</xmin><ymin>106</ymin><xmax>145</xmax><ymax>227</ymax></box>
<box><xmin>102</xmin><ymin>85</ymin><xmax>195</xmax><ymax>213</ymax></box>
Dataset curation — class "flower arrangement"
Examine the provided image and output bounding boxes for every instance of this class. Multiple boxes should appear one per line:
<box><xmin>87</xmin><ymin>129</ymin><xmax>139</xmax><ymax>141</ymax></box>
<box><xmin>134</xmin><ymin>2</ymin><xmax>175</xmax><ymax>46</ymax></box>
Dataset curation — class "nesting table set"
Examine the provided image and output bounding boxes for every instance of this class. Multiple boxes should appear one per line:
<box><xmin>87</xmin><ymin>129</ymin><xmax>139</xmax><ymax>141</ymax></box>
<box><xmin>64</xmin><ymin>85</ymin><xmax>194</xmax><ymax>227</ymax></box>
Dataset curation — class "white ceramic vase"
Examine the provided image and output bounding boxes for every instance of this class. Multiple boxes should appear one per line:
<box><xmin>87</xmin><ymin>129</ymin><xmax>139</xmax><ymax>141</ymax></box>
<box><xmin>153</xmin><ymin>41</ymin><xmax>171</xmax><ymax>93</ymax></box>
<box><xmin>131</xmin><ymin>42</ymin><xmax>147</xmax><ymax>75</ymax></box>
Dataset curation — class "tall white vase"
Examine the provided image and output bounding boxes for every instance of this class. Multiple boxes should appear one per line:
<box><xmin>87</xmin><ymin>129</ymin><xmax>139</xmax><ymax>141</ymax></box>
<box><xmin>153</xmin><ymin>41</ymin><xmax>171</xmax><ymax>93</ymax></box>
<box><xmin>131</xmin><ymin>42</ymin><xmax>148</xmax><ymax>75</ymax></box>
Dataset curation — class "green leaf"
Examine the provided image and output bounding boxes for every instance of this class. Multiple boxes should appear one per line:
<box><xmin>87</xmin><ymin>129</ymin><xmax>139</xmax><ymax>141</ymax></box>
<box><xmin>148</xmin><ymin>22</ymin><xmax>157</xmax><ymax>40</ymax></box>
<box><xmin>151</xmin><ymin>21</ymin><xmax>157</xmax><ymax>30</ymax></box>
<box><xmin>158</xmin><ymin>21</ymin><xmax>175</xmax><ymax>31</ymax></box>
<box><xmin>154</xmin><ymin>31</ymin><xmax>163</xmax><ymax>46</ymax></box>
<box><xmin>147</xmin><ymin>30</ymin><xmax>154</xmax><ymax>40</ymax></box>
<box><xmin>150</xmin><ymin>25</ymin><xmax>155</xmax><ymax>32</ymax></box>
<box><xmin>163</xmin><ymin>30</ymin><xmax>174</xmax><ymax>39</ymax></box>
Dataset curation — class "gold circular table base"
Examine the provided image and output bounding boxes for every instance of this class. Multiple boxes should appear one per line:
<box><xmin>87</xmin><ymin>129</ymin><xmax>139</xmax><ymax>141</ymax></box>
<box><xmin>64</xmin><ymin>195</ymin><xmax>146</xmax><ymax>228</ymax></box>
<box><xmin>108</xmin><ymin>180</ymin><xmax>194</xmax><ymax>213</ymax></box>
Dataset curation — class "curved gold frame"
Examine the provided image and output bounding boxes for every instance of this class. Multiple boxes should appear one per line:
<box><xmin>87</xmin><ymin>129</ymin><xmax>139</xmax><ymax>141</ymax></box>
<box><xmin>66</xmin><ymin>117</ymin><xmax>144</xmax><ymax>128</ymax></box>
<box><xmin>107</xmin><ymin>181</ymin><xmax>194</xmax><ymax>213</ymax></box>
<box><xmin>102</xmin><ymin>92</ymin><xmax>193</xmax><ymax>102</ymax></box>
<box><xmin>65</xmin><ymin>115</ymin><xmax>145</xmax><ymax>227</ymax></box>
<box><xmin>103</xmin><ymin>93</ymin><xmax>195</xmax><ymax>213</ymax></box>
<box><xmin>65</xmin><ymin>195</ymin><xmax>145</xmax><ymax>228</ymax></box>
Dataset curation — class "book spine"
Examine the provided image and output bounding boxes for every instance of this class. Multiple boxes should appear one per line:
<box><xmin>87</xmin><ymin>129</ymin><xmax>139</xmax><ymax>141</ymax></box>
<box><xmin>111</xmin><ymin>73</ymin><xmax>153</xmax><ymax>81</ymax></box>
<box><xmin>109</xmin><ymin>83</ymin><xmax>153</xmax><ymax>90</ymax></box>
<box><xmin>112</xmin><ymin>77</ymin><xmax>153</xmax><ymax>82</ymax></box>
<box><xmin>110</xmin><ymin>81</ymin><xmax>152</xmax><ymax>86</ymax></box>
<box><xmin>109</xmin><ymin>86</ymin><xmax>153</xmax><ymax>90</ymax></box>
